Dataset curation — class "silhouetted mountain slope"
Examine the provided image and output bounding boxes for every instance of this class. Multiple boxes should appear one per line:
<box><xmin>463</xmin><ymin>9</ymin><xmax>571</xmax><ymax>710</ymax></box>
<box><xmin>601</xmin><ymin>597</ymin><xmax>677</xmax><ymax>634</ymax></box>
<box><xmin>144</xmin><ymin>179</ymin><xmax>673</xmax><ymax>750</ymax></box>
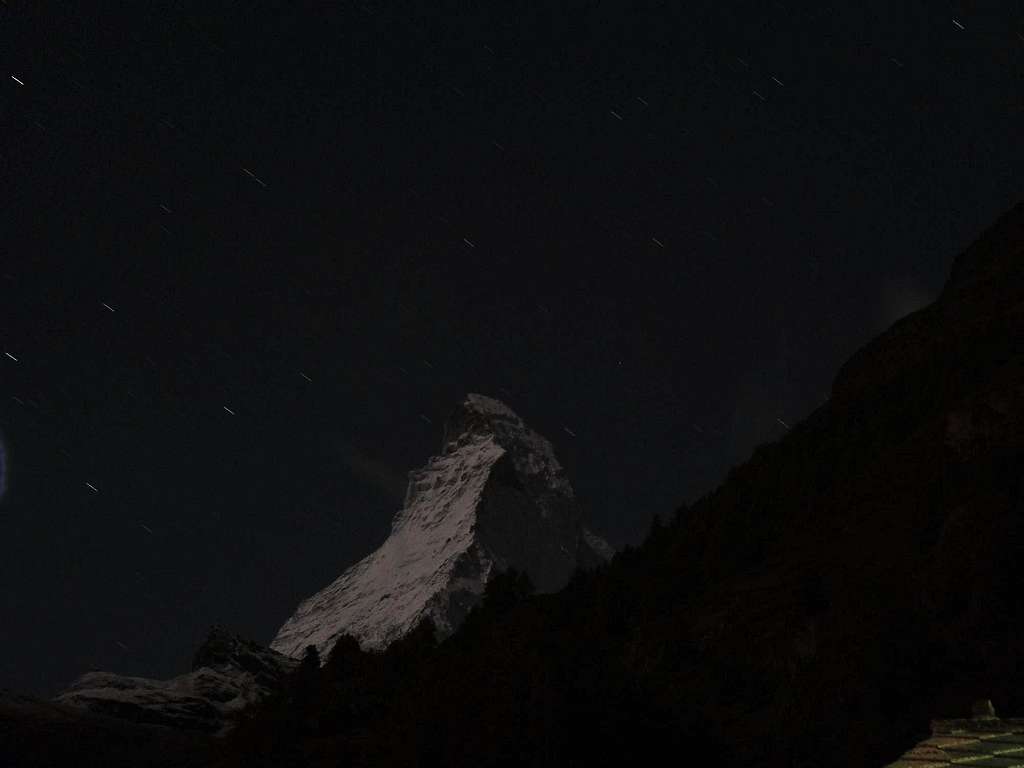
<box><xmin>3</xmin><ymin>202</ymin><xmax>1020</xmax><ymax>768</ymax></box>
<box><xmin>220</xmin><ymin>201</ymin><xmax>1023</xmax><ymax>768</ymax></box>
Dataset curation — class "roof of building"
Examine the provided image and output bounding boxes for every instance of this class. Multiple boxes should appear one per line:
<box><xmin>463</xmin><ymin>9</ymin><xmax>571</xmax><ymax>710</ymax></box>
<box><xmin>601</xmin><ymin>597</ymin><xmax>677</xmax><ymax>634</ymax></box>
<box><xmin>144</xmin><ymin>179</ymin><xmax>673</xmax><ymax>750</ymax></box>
<box><xmin>884</xmin><ymin>702</ymin><xmax>1024</xmax><ymax>767</ymax></box>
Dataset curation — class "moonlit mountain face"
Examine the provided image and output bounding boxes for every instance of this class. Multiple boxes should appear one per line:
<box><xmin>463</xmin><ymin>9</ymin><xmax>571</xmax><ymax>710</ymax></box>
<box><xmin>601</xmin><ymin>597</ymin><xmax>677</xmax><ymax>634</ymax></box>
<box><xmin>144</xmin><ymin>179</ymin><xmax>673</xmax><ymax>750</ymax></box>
<box><xmin>271</xmin><ymin>393</ymin><xmax>613</xmax><ymax>660</ymax></box>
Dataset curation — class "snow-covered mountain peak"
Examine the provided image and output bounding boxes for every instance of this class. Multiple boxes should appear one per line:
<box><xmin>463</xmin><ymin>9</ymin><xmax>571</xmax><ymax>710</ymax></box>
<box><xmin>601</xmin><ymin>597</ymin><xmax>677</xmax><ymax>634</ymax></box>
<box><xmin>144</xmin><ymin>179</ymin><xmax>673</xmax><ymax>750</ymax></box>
<box><xmin>441</xmin><ymin>393</ymin><xmax>527</xmax><ymax>451</ymax></box>
<box><xmin>442</xmin><ymin>393</ymin><xmax>574</xmax><ymax>500</ymax></box>
<box><xmin>270</xmin><ymin>393</ymin><xmax>611</xmax><ymax>660</ymax></box>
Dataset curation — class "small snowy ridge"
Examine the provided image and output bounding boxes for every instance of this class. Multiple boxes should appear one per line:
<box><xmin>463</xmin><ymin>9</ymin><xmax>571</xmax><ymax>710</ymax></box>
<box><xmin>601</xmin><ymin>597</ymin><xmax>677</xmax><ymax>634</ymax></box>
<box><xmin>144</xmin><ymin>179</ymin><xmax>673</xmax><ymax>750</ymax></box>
<box><xmin>55</xmin><ymin>651</ymin><xmax>296</xmax><ymax>735</ymax></box>
<box><xmin>57</xmin><ymin>668</ymin><xmax>257</xmax><ymax>734</ymax></box>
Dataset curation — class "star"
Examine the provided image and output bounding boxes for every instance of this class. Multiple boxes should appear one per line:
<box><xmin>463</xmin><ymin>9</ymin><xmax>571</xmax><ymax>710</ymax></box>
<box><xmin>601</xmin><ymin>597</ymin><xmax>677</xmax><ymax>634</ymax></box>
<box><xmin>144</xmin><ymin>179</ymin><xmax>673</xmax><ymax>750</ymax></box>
<box><xmin>241</xmin><ymin>168</ymin><xmax>268</xmax><ymax>188</ymax></box>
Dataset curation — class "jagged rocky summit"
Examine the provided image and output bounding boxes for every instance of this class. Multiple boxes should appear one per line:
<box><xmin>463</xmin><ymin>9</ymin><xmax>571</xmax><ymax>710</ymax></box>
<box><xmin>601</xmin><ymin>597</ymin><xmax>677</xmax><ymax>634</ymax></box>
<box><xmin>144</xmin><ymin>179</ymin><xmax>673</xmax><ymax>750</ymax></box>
<box><xmin>271</xmin><ymin>393</ymin><xmax>614</xmax><ymax>659</ymax></box>
<box><xmin>54</xmin><ymin>626</ymin><xmax>297</xmax><ymax>733</ymax></box>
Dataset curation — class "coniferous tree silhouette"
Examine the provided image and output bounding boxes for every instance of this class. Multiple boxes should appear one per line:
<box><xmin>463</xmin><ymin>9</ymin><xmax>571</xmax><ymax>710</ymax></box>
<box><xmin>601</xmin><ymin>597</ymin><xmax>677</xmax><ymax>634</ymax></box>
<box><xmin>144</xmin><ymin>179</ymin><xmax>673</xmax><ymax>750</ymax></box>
<box><xmin>288</xmin><ymin>645</ymin><xmax>320</xmax><ymax>733</ymax></box>
<box><xmin>325</xmin><ymin>633</ymin><xmax>362</xmax><ymax>670</ymax></box>
<box><xmin>481</xmin><ymin>567</ymin><xmax>535</xmax><ymax>616</ymax></box>
<box><xmin>297</xmin><ymin>644</ymin><xmax>319</xmax><ymax>683</ymax></box>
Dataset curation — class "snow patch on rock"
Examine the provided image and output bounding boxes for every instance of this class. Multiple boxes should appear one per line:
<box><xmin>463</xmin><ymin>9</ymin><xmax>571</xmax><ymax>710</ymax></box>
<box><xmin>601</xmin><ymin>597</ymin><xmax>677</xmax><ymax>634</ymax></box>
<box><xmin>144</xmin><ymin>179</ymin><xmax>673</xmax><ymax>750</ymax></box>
<box><xmin>55</xmin><ymin>628</ymin><xmax>297</xmax><ymax>734</ymax></box>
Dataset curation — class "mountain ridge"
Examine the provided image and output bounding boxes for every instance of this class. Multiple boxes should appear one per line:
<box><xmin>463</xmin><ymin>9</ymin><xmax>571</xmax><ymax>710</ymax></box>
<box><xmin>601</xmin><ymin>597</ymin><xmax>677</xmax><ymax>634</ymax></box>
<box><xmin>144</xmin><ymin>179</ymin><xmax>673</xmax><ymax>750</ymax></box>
<box><xmin>3</xmin><ymin>201</ymin><xmax>1020</xmax><ymax>768</ymax></box>
<box><xmin>270</xmin><ymin>392</ymin><xmax>612</xmax><ymax>659</ymax></box>
<box><xmin>223</xmin><ymin>200</ymin><xmax>1024</xmax><ymax>768</ymax></box>
<box><xmin>52</xmin><ymin>627</ymin><xmax>297</xmax><ymax>734</ymax></box>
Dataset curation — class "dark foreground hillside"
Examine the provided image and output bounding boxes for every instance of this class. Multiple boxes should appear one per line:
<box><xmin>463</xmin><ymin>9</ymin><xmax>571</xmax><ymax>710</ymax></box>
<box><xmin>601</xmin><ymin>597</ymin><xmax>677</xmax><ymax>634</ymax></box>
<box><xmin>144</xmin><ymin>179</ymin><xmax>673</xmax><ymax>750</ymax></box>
<box><xmin>2</xmin><ymin>201</ymin><xmax>1020</xmax><ymax>768</ymax></box>
<box><xmin>218</xmin><ymin>202</ymin><xmax>1024</xmax><ymax>768</ymax></box>
<box><xmin>0</xmin><ymin>690</ymin><xmax>214</xmax><ymax>767</ymax></box>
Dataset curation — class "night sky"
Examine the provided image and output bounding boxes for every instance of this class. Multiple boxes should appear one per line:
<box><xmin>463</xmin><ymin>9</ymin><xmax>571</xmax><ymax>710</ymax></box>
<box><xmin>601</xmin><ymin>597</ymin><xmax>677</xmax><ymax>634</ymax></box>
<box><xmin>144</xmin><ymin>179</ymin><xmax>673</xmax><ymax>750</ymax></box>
<box><xmin>2</xmin><ymin>1</ymin><xmax>1023</xmax><ymax>697</ymax></box>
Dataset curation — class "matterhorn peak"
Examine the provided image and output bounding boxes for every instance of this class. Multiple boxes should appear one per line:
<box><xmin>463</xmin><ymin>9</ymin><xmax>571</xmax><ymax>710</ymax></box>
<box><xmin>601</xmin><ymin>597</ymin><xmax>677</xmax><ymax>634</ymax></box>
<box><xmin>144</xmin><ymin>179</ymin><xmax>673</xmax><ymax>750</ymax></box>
<box><xmin>439</xmin><ymin>393</ymin><xmax>531</xmax><ymax>456</ymax></box>
<box><xmin>270</xmin><ymin>393</ymin><xmax>612</xmax><ymax>660</ymax></box>
<box><xmin>457</xmin><ymin>392</ymin><xmax>522</xmax><ymax>421</ymax></box>
<box><xmin>437</xmin><ymin>393</ymin><xmax>574</xmax><ymax>498</ymax></box>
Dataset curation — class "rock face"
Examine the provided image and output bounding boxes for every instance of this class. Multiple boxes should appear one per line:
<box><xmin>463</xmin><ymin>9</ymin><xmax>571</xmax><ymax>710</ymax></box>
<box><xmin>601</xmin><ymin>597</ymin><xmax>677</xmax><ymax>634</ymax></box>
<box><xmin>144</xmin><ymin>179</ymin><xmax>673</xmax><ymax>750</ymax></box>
<box><xmin>271</xmin><ymin>393</ymin><xmax>613</xmax><ymax>659</ymax></box>
<box><xmin>54</xmin><ymin>627</ymin><xmax>297</xmax><ymax>733</ymax></box>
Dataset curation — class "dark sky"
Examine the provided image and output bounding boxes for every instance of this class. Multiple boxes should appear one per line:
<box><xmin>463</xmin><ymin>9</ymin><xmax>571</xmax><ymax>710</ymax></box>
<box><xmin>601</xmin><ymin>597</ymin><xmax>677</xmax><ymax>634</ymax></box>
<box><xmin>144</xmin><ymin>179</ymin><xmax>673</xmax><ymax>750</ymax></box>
<box><xmin>2</xmin><ymin>1</ymin><xmax>1022</xmax><ymax>696</ymax></box>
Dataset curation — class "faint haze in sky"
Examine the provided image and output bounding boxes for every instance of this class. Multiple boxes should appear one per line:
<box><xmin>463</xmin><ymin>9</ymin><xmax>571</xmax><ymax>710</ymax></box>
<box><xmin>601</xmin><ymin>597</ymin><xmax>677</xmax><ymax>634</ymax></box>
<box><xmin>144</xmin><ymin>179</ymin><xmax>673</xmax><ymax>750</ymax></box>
<box><xmin>877</xmin><ymin>275</ymin><xmax>935</xmax><ymax>329</ymax></box>
<box><xmin>336</xmin><ymin>438</ymin><xmax>408</xmax><ymax>504</ymax></box>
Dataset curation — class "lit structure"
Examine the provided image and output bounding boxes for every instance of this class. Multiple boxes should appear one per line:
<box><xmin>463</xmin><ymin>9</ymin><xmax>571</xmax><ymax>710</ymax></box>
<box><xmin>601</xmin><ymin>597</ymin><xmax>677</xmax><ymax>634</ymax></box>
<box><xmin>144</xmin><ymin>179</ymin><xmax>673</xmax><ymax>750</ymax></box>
<box><xmin>883</xmin><ymin>701</ymin><xmax>1024</xmax><ymax>767</ymax></box>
